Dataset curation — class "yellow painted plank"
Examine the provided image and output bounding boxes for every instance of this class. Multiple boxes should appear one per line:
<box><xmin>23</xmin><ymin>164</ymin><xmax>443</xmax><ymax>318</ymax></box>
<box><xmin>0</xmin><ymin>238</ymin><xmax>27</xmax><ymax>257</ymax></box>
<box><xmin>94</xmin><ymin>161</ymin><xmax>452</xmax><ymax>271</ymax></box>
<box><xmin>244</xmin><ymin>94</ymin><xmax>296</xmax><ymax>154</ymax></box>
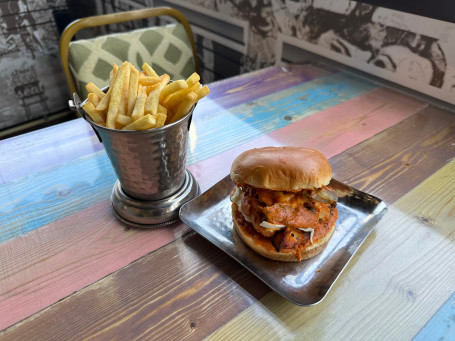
<box><xmin>206</xmin><ymin>159</ymin><xmax>455</xmax><ymax>341</ymax></box>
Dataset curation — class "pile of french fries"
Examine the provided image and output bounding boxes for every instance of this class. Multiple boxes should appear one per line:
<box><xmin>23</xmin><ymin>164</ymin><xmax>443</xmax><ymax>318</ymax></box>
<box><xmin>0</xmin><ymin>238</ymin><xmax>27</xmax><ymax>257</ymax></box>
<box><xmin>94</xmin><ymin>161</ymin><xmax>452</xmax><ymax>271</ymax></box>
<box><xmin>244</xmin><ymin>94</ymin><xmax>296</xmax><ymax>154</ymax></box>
<box><xmin>82</xmin><ymin>61</ymin><xmax>209</xmax><ymax>130</ymax></box>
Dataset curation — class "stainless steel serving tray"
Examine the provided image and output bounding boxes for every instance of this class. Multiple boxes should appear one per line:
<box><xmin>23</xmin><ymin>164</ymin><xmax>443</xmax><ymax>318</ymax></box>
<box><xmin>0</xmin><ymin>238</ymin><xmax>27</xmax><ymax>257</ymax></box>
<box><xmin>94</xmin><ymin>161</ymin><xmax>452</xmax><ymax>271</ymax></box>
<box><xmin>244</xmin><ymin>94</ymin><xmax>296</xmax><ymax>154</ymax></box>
<box><xmin>179</xmin><ymin>175</ymin><xmax>387</xmax><ymax>306</ymax></box>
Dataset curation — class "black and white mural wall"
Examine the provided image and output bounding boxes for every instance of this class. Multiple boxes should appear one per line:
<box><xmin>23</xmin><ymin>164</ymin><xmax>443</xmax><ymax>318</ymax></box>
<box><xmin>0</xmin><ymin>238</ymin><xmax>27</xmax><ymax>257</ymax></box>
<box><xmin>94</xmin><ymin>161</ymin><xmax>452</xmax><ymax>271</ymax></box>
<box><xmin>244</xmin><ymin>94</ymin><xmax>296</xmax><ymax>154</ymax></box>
<box><xmin>154</xmin><ymin>0</ymin><xmax>455</xmax><ymax>104</ymax></box>
<box><xmin>0</xmin><ymin>1</ymin><xmax>68</xmax><ymax>130</ymax></box>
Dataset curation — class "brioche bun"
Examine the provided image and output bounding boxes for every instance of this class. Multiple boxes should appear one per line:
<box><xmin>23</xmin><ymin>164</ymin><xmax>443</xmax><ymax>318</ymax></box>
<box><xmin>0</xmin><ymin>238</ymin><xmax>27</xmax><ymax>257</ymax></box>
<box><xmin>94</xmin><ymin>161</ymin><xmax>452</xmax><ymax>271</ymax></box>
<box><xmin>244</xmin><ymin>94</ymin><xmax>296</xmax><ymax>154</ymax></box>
<box><xmin>230</xmin><ymin>146</ymin><xmax>332</xmax><ymax>192</ymax></box>
<box><xmin>232</xmin><ymin>204</ymin><xmax>336</xmax><ymax>261</ymax></box>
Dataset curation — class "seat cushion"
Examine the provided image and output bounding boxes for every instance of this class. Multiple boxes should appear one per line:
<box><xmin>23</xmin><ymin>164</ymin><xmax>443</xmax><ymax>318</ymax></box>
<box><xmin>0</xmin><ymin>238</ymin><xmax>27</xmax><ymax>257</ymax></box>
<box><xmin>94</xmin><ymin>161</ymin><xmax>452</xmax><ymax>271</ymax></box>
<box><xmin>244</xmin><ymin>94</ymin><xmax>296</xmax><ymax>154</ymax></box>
<box><xmin>68</xmin><ymin>23</ymin><xmax>195</xmax><ymax>98</ymax></box>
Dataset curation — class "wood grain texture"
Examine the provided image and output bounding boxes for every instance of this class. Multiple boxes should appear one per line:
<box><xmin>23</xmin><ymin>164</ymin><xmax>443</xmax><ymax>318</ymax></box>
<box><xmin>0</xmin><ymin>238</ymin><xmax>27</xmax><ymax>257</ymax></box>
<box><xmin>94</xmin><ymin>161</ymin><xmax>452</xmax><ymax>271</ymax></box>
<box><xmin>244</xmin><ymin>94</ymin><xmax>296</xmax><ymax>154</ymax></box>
<box><xmin>200</xmin><ymin>63</ymin><xmax>332</xmax><ymax>107</ymax></box>
<box><xmin>413</xmin><ymin>292</ymin><xmax>455</xmax><ymax>340</ymax></box>
<box><xmin>330</xmin><ymin>105</ymin><xmax>455</xmax><ymax>202</ymax></box>
<box><xmin>0</xmin><ymin>119</ymin><xmax>101</xmax><ymax>184</ymax></box>
<box><xmin>189</xmin><ymin>87</ymin><xmax>427</xmax><ymax>192</ymax></box>
<box><xmin>3</xmin><ymin>105</ymin><xmax>454</xmax><ymax>340</ymax></box>
<box><xmin>0</xmin><ymin>84</ymin><xmax>426</xmax><ymax>329</ymax></box>
<box><xmin>0</xmin><ymin>64</ymin><xmax>383</xmax><ymax>330</ymax></box>
<box><xmin>0</xmin><ymin>68</ymin><xmax>376</xmax><ymax>242</ymax></box>
<box><xmin>188</xmin><ymin>71</ymin><xmax>377</xmax><ymax>165</ymax></box>
<box><xmin>0</xmin><ymin>233</ymin><xmax>269</xmax><ymax>340</ymax></box>
<box><xmin>0</xmin><ymin>151</ymin><xmax>116</xmax><ymax>242</ymax></box>
<box><xmin>206</xmin><ymin>158</ymin><xmax>455</xmax><ymax>341</ymax></box>
<box><xmin>0</xmin><ymin>200</ymin><xmax>191</xmax><ymax>332</ymax></box>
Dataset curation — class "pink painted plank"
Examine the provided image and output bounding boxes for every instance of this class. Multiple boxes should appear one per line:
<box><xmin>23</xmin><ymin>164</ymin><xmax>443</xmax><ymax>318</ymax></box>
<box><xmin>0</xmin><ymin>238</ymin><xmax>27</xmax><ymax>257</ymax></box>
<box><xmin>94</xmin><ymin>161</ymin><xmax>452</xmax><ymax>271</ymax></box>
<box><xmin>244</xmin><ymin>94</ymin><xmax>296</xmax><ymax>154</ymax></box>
<box><xmin>0</xmin><ymin>87</ymin><xmax>426</xmax><ymax>330</ymax></box>
<box><xmin>0</xmin><ymin>200</ymin><xmax>190</xmax><ymax>331</ymax></box>
<box><xmin>189</xmin><ymin>87</ymin><xmax>428</xmax><ymax>192</ymax></box>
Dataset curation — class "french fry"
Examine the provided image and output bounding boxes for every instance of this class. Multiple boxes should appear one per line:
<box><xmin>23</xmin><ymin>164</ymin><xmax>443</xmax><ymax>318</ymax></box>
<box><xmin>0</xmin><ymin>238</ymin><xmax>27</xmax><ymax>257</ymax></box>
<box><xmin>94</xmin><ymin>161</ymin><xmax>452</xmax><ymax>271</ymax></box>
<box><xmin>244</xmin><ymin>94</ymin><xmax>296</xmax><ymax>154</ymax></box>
<box><xmin>96</xmin><ymin>65</ymin><xmax>119</xmax><ymax>112</ymax></box>
<box><xmin>109</xmin><ymin>67</ymin><xmax>116</xmax><ymax>87</ymax></box>
<box><xmin>86</xmin><ymin>82</ymin><xmax>105</xmax><ymax>99</ymax></box>
<box><xmin>142</xmin><ymin>63</ymin><xmax>159</xmax><ymax>78</ymax></box>
<box><xmin>170</xmin><ymin>91</ymin><xmax>197</xmax><ymax>123</ymax></box>
<box><xmin>88</xmin><ymin>92</ymin><xmax>100</xmax><ymax>107</ymax></box>
<box><xmin>186</xmin><ymin>72</ymin><xmax>200</xmax><ymax>88</ymax></box>
<box><xmin>93</xmin><ymin>66</ymin><xmax>118</xmax><ymax>112</ymax></box>
<box><xmin>195</xmin><ymin>85</ymin><xmax>210</xmax><ymax>101</ymax></box>
<box><xmin>155</xmin><ymin>112</ymin><xmax>167</xmax><ymax>128</ymax></box>
<box><xmin>156</xmin><ymin>104</ymin><xmax>168</xmax><ymax>126</ymax></box>
<box><xmin>144</xmin><ymin>74</ymin><xmax>169</xmax><ymax>116</ymax></box>
<box><xmin>118</xmin><ymin>63</ymin><xmax>132</xmax><ymax>117</ymax></box>
<box><xmin>159</xmin><ymin>80</ymin><xmax>187</xmax><ymax>101</ymax></box>
<box><xmin>131</xmin><ymin>85</ymin><xmax>147</xmax><ymax>121</ymax></box>
<box><xmin>112</xmin><ymin>63</ymin><xmax>119</xmax><ymax>78</ymax></box>
<box><xmin>84</xmin><ymin>61</ymin><xmax>208</xmax><ymax>131</ymax></box>
<box><xmin>116</xmin><ymin>114</ymin><xmax>133</xmax><ymax>128</ymax></box>
<box><xmin>158</xmin><ymin>104</ymin><xmax>167</xmax><ymax>115</ymax></box>
<box><xmin>127</xmin><ymin>67</ymin><xmax>139</xmax><ymax>116</ymax></box>
<box><xmin>162</xmin><ymin>82</ymin><xmax>200</xmax><ymax>112</ymax></box>
<box><xmin>95</xmin><ymin>89</ymin><xmax>111</xmax><ymax>111</ymax></box>
<box><xmin>123</xmin><ymin>114</ymin><xmax>157</xmax><ymax>130</ymax></box>
<box><xmin>106</xmin><ymin>61</ymin><xmax>130</xmax><ymax>128</ymax></box>
<box><xmin>82</xmin><ymin>101</ymin><xmax>105</xmax><ymax>125</ymax></box>
<box><xmin>138</xmin><ymin>75</ymin><xmax>161</xmax><ymax>86</ymax></box>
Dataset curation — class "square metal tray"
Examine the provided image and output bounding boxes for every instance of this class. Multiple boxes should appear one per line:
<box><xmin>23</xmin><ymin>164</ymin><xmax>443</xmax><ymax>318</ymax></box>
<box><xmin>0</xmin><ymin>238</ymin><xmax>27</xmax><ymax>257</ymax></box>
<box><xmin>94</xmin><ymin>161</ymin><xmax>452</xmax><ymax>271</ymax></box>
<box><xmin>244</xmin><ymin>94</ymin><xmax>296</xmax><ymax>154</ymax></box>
<box><xmin>179</xmin><ymin>175</ymin><xmax>387</xmax><ymax>306</ymax></box>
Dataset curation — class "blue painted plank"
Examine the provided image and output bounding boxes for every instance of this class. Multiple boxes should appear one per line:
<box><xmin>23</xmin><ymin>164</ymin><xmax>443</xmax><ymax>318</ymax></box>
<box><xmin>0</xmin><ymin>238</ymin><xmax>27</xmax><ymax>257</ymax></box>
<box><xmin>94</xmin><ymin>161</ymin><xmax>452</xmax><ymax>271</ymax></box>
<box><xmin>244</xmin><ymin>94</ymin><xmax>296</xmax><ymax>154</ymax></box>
<box><xmin>0</xmin><ymin>151</ymin><xmax>116</xmax><ymax>242</ymax></box>
<box><xmin>413</xmin><ymin>293</ymin><xmax>455</xmax><ymax>341</ymax></box>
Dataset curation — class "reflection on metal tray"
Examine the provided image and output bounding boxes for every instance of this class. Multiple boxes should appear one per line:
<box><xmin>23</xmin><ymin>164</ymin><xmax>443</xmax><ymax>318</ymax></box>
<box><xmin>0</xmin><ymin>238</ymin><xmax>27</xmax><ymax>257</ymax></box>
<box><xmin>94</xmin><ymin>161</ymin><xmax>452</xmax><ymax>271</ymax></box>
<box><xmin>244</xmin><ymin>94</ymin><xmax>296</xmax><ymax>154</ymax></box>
<box><xmin>179</xmin><ymin>175</ymin><xmax>387</xmax><ymax>306</ymax></box>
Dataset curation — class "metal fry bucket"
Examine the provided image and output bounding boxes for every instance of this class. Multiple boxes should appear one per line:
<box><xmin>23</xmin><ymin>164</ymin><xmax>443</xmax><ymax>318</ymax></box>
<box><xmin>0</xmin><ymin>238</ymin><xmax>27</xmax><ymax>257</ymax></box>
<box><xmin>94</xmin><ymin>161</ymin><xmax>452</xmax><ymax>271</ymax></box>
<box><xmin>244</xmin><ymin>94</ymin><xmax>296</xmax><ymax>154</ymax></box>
<box><xmin>70</xmin><ymin>92</ymin><xmax>200</xmax><ymax>227</ymax></box>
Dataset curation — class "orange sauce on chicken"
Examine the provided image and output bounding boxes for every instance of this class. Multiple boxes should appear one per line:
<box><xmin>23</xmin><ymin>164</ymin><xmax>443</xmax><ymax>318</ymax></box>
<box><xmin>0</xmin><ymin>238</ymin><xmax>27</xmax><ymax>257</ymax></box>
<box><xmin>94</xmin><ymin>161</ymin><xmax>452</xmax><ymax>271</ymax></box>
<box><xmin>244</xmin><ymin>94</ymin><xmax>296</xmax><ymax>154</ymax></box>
<box><xmin>234</xmin><ymin>184</ymin><xmax>338</xmax><ymax>260</ymax></box>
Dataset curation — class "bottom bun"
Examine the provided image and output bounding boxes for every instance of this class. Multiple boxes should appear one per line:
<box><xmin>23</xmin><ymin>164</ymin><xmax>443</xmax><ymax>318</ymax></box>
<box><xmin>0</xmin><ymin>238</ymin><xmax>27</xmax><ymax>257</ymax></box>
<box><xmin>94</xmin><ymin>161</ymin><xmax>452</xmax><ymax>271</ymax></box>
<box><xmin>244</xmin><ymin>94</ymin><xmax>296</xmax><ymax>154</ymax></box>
<box><xmin>232</xmin><ymin>204</ymin><xmax>336</xmax><ymax>262</ymax></box>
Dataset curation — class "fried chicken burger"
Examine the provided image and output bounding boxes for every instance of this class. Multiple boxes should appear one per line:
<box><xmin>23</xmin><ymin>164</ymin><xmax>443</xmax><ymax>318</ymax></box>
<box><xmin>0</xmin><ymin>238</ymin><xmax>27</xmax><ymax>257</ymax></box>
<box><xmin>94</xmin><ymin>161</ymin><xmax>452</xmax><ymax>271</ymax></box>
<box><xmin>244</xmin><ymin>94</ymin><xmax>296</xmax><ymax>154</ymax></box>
<box><xmin>230</xmin><ymin>146</ymin><xmax>338</xmax><ymax>261</ymax></box>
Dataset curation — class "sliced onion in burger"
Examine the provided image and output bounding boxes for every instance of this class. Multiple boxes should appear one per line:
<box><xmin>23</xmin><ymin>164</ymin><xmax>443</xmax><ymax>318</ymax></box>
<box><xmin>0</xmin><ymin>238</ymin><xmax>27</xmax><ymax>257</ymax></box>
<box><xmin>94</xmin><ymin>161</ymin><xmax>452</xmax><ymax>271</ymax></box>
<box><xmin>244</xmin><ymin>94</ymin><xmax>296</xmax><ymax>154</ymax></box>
<box><xmin>311</xmin><ymin>187</ymin><xmax>338</xmax><ymax>205</ymax></box>
<box><xmin>260</xmin><ymin>221</ymin><xmax>286</xmax><ymax>230</ymax></box>
<box><xmin>297</xmin><ymin>227</ymin><xmax>314</xmax><ymax>244</ymax></box>
<box><xmin>230</xmin><ymin>186</ymin><xmax>242</xmax><ymax>203</ymax></box>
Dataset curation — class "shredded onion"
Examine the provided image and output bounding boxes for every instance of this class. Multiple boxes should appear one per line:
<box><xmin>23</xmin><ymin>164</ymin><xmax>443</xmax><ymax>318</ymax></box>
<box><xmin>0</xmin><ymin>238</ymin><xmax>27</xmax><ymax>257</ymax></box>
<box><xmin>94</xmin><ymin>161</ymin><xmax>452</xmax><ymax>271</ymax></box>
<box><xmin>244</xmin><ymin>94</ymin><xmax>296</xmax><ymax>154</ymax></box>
<box><xmin>230</xmin><ymin>186</ymin><xmax>241</xmax><ymax>203</ymax></box>
<box><xmin>260</xmin><ymin>221</ymin><xmax>286</xmax><ymax>230</ymax></box>
<box><xmin>243</xmin><ymin>213</ymin><xmax>252</xmax><ymax>223</ymax></box>
<box><xmin>231</xmin><ymin>187</ymin><xmax>252</xmax><ymax>222</ymax></box>
<box><xmin>312</xmin><ymin>187</ymin><xmax>338</xmax><ymax>204</ymax></box>
<box><xmin>297</xmin><ymin>227</ymin><xmax>314</xmax><ymax>244</ymax></box>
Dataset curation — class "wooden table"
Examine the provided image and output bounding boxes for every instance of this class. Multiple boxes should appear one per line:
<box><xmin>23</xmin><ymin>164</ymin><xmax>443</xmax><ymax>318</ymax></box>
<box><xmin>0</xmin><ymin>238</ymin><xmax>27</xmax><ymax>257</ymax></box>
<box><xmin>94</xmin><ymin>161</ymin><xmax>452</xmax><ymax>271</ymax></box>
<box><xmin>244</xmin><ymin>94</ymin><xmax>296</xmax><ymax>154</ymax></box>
<box><xmin>1</xmin><ymin>63</ymin><xmax>454</xmax><ymax>340</ymax></box>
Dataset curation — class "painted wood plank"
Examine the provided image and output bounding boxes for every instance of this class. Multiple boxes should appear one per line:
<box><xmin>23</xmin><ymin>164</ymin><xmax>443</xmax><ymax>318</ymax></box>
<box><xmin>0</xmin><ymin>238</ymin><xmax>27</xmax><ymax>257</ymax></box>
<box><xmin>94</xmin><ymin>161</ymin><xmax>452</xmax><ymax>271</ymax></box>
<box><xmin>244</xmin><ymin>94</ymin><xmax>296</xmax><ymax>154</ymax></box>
<box><xmin>0</xmin><ymin>64</ymin><xmax>329</xmax><ymax>183</ymax></box>
<box><xmin>189</xmin><ymin>87</ymin><xmax>427</xmax><ymax>192</ymax></box>
<box><xmin>206</xmin><ymin>159</ymin><xmax>455</xmax><ymax>341</ymax></box>
<box><xmin>0</xmin><ymin>71</ymin><xmax>377</xmax><ymax>243</ymax></box>
<box><xmin>413</xmin><ymin>293</ymin><xmax>455</xmax><ymax>341</ymax></box>
<box><xmin>0</xmin><ymin>151</ymin><xmax>116</xmax><ymax>243</ymax></box>
<box><xmin>0</xmin><ymin>119</ymin><xmax>101</xmax><ymax>184</ymax></box>
<box><xmin>0</xmin><ymin>232</ymin><xmax>269</xmax><ymax>340</ymax></box>
<box><xmin>187</xmin><ymin>71</ymin><xmax>377</xmax><ymax>165</ymax></box>
<box><xmin>200</xmin><ymin>63</ymin><xmax>333</xmax><ymax>105</ymax></box>
<box><xmin>330</xmin><ymin>105</ymin><xmax>455</xmax><ymax>203</ymax></box>
<box><xmin>0</xmin><ymin>87</ymin><xmax>431</xmax><ymax>328</ymax></box>
<box><xmin>0</xmin><ymin>200</ymin><xmax>191</xmax><ymax>332</ymax></box>
<box><xmin>3</xmin><ymin>105</ymin><xmax>454</xmax><ymax>338</ymax></box>
<box><xmin>0</xmin><ymin>86</ymin><xmax>410</xmax><ymax>328</ymax></box>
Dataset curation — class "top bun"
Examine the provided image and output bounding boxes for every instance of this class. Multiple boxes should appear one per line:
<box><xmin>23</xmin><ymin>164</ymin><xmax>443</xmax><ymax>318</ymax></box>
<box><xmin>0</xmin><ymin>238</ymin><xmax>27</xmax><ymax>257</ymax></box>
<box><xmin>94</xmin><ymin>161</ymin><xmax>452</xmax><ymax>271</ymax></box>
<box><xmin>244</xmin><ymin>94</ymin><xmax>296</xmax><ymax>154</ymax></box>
<box><xmin>230</xmin><ymin>146</ymin><xmax>332</xmax><ymax>191</ymax></box>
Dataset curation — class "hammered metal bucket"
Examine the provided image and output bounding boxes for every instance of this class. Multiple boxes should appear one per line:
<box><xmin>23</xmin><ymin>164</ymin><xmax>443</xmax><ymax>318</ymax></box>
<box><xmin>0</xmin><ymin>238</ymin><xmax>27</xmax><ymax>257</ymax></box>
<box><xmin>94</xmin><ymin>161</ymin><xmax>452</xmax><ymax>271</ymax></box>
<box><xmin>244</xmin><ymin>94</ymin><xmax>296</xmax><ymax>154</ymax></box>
<box><xmin>72</xmin><ymin>93</ymin><xmax>195</xmax><ymax>202</ymax></box>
